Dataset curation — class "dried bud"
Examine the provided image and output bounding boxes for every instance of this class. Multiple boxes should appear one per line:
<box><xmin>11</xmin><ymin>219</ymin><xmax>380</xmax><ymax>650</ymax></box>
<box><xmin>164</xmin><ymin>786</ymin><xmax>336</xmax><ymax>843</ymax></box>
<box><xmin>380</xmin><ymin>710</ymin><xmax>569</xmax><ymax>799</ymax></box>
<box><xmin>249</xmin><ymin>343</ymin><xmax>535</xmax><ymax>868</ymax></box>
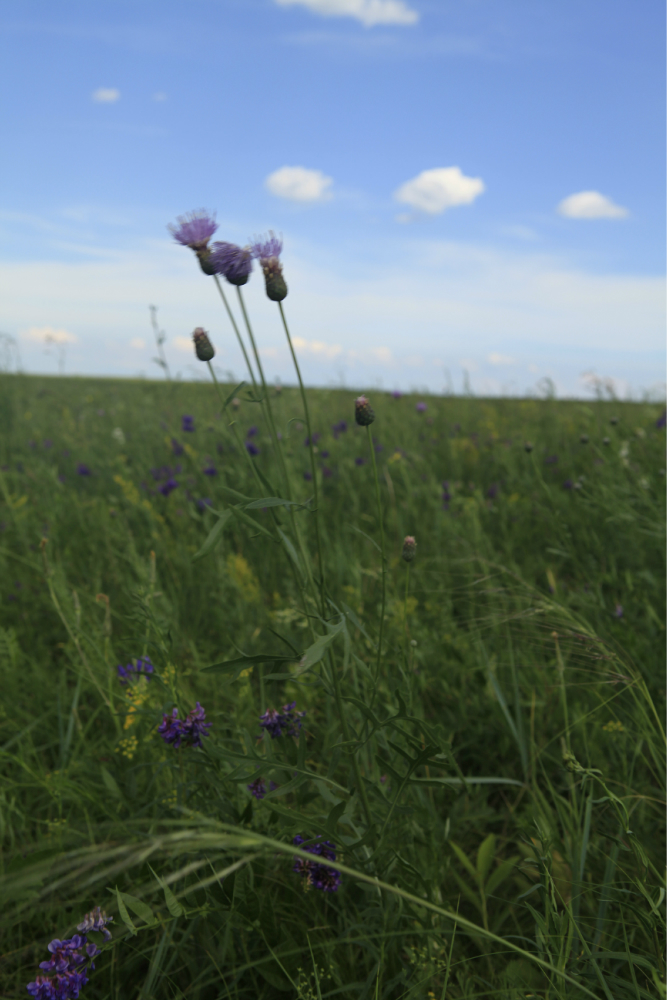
<box><xmin>193</xmin><ymin>327</ymin><xmax>215</xmax><ymax>362</ymax></box>
<box><xmin>354</xmin><ymin>395</ymin><xmax>375</xmax><ymax>426</ymax></box>
<box><xmin>524</xmin><ymin>441</ymin><xmax>533</xmax><ymax>453</ymax></box>
<box><xmin>402</xmin><ymin>535</ymin><xmax>417</xmax><ymax>562</ymax></box>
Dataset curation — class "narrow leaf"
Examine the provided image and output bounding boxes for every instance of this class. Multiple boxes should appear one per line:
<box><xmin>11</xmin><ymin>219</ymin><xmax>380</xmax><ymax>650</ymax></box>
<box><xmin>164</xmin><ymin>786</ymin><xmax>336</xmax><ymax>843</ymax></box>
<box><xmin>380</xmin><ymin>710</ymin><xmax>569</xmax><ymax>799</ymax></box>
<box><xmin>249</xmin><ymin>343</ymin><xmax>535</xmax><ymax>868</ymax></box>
<box><xmin>476</xmin><ymin>833</ymin><xmax>496</xmax><ymax>881</ymax></box>
<box><xmin>113</xmin><ymin>887</ymin><xmax>137</xmax><ymax>935</ymax></box>
<box><xmin>193</xmin><ymin>509</ymin><xmax>233</xmax><ymax>561</ymax></box>
<box><xmin>293</xmin><ymin>621</ymin><xmax>344</xmax><ymax>677</ymax></box>
<box><xmin>119</xmin><ymin>891</ymin><xmax>155</xmax><ymax>925</ymax></box>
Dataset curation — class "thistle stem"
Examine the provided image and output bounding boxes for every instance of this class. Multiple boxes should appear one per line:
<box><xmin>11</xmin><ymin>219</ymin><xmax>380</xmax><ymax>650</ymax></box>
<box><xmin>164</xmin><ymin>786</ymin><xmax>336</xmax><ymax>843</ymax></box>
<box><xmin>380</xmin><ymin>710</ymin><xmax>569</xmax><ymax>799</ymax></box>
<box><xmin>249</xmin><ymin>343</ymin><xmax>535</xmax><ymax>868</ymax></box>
<box><xmin>278</xmin><ymin>301</ymin><xmax>326</xmax><ymax>615</ymax></box>
<box><xmin>367</xmin><ymin>424</ymin><xmax>387</xmax><ymax>683</ymax></box>
<box><xmin>212</xmin><ymin>275</ymin><xmax>258</xmax><ymax>391</ymax></box>
<box><xmin>403</xmin><ymin>562</ymin><xmax>411</xmax><ymax>671</ymax></box>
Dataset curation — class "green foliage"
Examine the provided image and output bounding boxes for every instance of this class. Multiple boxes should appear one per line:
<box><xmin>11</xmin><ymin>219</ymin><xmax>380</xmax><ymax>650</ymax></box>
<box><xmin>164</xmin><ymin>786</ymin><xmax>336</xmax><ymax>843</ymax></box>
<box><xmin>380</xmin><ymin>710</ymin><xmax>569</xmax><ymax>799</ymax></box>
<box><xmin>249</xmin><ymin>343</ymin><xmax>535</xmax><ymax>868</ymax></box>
<box><xmin>0</xmin><ymin>371</ymin><xmax>664</xmax><ymax>999</ymax></box>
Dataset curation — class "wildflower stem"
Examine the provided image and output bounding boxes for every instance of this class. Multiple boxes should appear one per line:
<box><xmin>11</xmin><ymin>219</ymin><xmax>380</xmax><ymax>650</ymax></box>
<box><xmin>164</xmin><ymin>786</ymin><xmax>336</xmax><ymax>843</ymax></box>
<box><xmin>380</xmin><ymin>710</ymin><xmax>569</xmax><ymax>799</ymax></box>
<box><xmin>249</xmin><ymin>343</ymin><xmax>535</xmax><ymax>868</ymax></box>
<box><xmin>278</xmin><ymin>301</ymin><xmax>326</xmax><ymax>614</ymax></box>
<box><xmin>403</xmin><ymin>562</ymin><xmax>411</xmax><ymax>671</ymax></box>
<box><xmin>366</xmin><ymin>425</ymin><xmax>387</xmax><ymax>682</ymax></box>
<box><xmin>212</xmin><ymin>275</ymin><xmax>258</xmax><ymax>391</ymax></box>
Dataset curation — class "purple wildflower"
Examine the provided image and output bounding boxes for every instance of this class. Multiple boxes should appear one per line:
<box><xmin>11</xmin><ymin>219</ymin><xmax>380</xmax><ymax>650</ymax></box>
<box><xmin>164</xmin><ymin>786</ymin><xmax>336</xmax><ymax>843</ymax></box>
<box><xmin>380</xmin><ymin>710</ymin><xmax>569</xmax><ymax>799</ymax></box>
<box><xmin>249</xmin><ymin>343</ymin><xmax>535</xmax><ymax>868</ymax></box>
<box><xmin>250</xmin><ymin>232</ymin><xmax>287</xmax><ymax>301</ymax></box>
<box><xmin>332</xmin><ymin>420</ymin><xmax>347</xmax><ymax>438</ymax></box>
<box><xmin>292</xmin><ymin>835</ymin><xmax>340</xmax><ymax>893</ymax></box>
<box><xmin>416</xmin><ymin>401</ymin><xmax>427</xmax><ymax>413</ymax></box>
<box><xmin>209</xmin><ymin>242</ymin><xmax>253</xmax><ymax>286</ymax></box>
<box><xmin>354</xmin><ymin>456</ymin><xmax>366</xmax><ymax>466</ymax></box>
<box><xmin>259</xmin><ymin>702</ymin><xmax>305</xmax><ymax>739</ymax></box>
<box><xmin>563</xmin><ymin>479</ymin><xmax>574</xmax><ymax>490</ymax></box>
<box><xmin>203</xmin><ymin>464</ymin><xmax>217</xmax><ymax>476</ymax></box>
<box><xmin>197</xmin><ymin>497</ymin><xmax>212</xmax><ymax>509</ymax></box>
<box><xmin>158</xmin><ymin>478</ymin><xmax>179</xmax><ymax>497</ymax></box>
<box><xmin>77</xmin><ymin>907</ymin><xmax>113</xmax><ymax>942</ymax></box>
<box><xmin>157</xmin><ymin>708</ymin><xmax>183</xmax><ymax>747</ymax></box>
<box><xmin>320</xmin><ymin>450</ymin><xmax>329</xmax><ymax>458</ymax></box>
<box><xmin>182</xmin><ymin>415</ymin><xmax>195</xmax><ymax>433</ymax></box>
<box><xmin>303</xmin><ymin>470</ymin><xmax>312</xmax><ymax>481</ymax></box>
<box><xmin>656</xmin><ymin>409</ymin><xmax>666</xmax><ymax>429</ymax></box>
<box><xmin>76</xmin><ymin>464</ymin><xmax>91</xmax><ymax>476</ymax></box>
<box><xmin>117</xmin><ymin>656</ymin><xmax>155</xmax><ymax>685</ymax></box>
<box><xmin>304</xmin><ymin>433</ymin><xmax>321</xmax><ymax>446</ymax></box>
<box><xmin>391</xmin><ymin>391</ymin><xmax>402</xmax><ymax>399</ymax></box>
<box><xmin>169</xmin><ymin>210</ymin><xmax>218</xmax><ymax>250</ymax></box>
<box><xmin>247</xmin><ymin>425</ymin><xmax>259</xmax><ymax>437</ymax></box>
<box><xmin>245</xmin><ymin>441</ymin><xmax>260</xmax><ymax>456</ymax></box>
<box><xmin>614</xmin><ymin>604</ymin><xmax>624</xmax><ymax>619</ymax></box>
<box><xmin>181</xmin><ymin>702</ymin><xmax>212</xmax><ymax>747</ymax></box>
<box><xmin>247</xmin><ymin>776</ymin><xmax>278</xmax><ymax>800</ymax></box>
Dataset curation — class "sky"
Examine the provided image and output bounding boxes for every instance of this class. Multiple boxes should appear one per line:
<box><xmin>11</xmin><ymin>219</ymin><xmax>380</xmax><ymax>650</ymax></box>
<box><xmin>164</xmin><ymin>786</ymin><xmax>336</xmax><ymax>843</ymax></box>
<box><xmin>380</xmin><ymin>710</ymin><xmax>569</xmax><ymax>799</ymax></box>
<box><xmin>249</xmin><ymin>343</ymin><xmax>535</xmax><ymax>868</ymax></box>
<box><xmin>0</xmin><ymin>0</ymin><xmax>664</xmax><ymax>397</ymax></box>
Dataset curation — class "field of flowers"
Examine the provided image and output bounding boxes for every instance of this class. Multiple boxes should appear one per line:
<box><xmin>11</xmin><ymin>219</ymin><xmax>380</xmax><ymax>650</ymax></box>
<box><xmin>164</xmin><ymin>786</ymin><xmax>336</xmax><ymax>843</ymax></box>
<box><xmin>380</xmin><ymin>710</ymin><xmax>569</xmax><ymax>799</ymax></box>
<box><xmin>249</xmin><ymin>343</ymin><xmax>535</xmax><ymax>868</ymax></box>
<box><xmin>0</xmin><ymin>216</ymin><xmax>665</xmax><ymax>999</ymax></box>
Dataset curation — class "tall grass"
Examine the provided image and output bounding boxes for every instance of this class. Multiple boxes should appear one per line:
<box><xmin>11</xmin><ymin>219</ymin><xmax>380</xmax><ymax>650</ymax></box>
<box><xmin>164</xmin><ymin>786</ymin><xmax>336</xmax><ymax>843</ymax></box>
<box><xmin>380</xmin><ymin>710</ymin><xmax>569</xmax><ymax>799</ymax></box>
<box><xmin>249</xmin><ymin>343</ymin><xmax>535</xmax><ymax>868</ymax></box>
<box><xmin>0</xmin><ymin>366</ymin><xmax>664</xmax><ymax>1000</ymax></box>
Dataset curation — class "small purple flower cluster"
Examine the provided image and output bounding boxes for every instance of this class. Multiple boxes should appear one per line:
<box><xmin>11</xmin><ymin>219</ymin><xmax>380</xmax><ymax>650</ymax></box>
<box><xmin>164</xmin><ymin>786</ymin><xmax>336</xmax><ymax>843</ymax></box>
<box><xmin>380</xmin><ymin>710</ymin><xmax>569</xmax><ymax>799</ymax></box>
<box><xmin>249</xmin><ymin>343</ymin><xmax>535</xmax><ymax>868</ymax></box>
<box><xmin>259</xmin><ymin>702</ymin><xmax>305</xmax><ymax>739</ymax></box>
<box><xmin>117</xmin><ymin>656</ymin><xmax>154</xmax><ymax>685</ymax></box>
<box><xmin>26</xmin><ymin>909</ymin><xmax>112</xmax><ymax>1000</ymax></box>
<box><xmin>331</xmin><ymin>420</ymin><xmax>347</xmax><ymax>439</ymax></box>
<box><xmin>247</xmin><ymin>775</ymin><xmax>278</xmax><ymax>800</ymax></box>
<box><xmin>157</xmin><ymin>703</ymin><xmax>212</xmax><ymax>749</ymax></box>
<box><xmin>182</xmin><ymin>415</ymin><xmax>195</xmax><ymax>433</ymax></box>
<box><xmin>293</xmin><ymin>835</ymin><xmax>341</xmax><ymax>893</ymax></box>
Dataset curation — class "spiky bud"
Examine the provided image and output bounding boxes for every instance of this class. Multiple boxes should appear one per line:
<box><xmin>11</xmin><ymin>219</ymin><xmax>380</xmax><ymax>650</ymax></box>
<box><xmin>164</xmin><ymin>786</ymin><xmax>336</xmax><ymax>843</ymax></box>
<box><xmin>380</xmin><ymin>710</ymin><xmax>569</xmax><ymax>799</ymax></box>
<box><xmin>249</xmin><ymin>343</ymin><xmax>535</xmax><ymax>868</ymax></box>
<box><xmin>354</xmin><ymin>395</ymin><xmax>375</xmax><ymax>427</ymax></box>
<box><xmin>524</xmin><ymin>441</ymin><xmax>533</xmax><ymax>453</ymax></box>
<box><xmin>402</xmin><ymin>535</ymin><xmax>417</xmax><ymax>562</ymax></box>
<box><xmin>195</xmin><ymin>249</ymin><xmax>218</xmax><ymax>276</ymax></box>
<box><xmin>580</xmin><ymin>434</ymin><xmax>589</xmax><ymax>444</ymax></box>
<box><xmin>193</xmin><ymin>327</ymin><xmax>215</xmax><ymax>362</ymax></box>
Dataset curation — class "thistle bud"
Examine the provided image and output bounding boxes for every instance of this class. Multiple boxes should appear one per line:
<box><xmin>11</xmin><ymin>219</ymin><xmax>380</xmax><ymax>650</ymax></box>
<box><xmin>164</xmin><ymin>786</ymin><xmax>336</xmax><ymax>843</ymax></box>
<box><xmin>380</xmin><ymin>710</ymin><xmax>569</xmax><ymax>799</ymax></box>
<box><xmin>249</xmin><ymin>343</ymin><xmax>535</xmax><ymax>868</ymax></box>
<box><xmin>195</xmin><ymin>249</ymin><xmax>218</xmax><ymax>276</ymax></box>
<box><xmin>193</xmin><ymin>327</ymin><xmax>215</xmax><ymax>362</ymax></box>
<box><xmin>524</xmin><ymin>441</ymin><xmax>533</xmax><ymax>453</ymax></box>
<box><xmin>580</xmin><ymin>433</ymin><xmax>589</xmax><ymax>444</ymax></box>
<box><xmin>251</xmin><ymin>234</ymin><xmax>288</xmax><ymax>301</ymax></box>
<box><xmin>402</xmin><ymin>535</ymin><xmax>417</xmax><ymax>562</ymax></box>
<box><xmin>354</xmin><ymin>395</ymin><xmax>375</xmax><ymax>426</ymax></box>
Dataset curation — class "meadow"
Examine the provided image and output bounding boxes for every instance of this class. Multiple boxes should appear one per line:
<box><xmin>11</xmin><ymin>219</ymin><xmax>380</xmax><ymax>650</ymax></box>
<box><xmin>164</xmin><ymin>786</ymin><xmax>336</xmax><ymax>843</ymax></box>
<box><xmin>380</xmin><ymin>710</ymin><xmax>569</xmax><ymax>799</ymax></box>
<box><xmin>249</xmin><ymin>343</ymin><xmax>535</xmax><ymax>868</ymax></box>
<box><xmin>0</xmin><ymin>360</ymin><xmax>664</xmax><ymax>1000</ymax></box>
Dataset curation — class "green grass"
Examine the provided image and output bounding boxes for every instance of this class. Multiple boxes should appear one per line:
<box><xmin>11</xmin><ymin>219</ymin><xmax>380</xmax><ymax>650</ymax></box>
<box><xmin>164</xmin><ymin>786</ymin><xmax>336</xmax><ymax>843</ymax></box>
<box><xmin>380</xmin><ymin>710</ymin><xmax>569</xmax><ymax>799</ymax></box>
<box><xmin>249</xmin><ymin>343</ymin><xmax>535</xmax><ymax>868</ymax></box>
<box><xmin>0</xmin><ymin>370</ymin><xmax>664</xmax><ymax>1000</ymax></box>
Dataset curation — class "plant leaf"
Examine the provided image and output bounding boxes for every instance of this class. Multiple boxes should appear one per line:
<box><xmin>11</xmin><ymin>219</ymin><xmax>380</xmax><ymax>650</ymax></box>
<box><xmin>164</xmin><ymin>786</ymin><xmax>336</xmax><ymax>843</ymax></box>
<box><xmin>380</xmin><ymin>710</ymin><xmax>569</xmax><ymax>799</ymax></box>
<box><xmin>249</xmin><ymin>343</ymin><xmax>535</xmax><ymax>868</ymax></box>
<box><xmin>192</xmin><ymin>509</ymin><xmax>233</xmax><ymax>561</ymax></box>
<box><xmin>476</xmin><ymin>833</ymin><xmax>496</xmax><ymax>881</ymax></box>
<box><xmin>293</xmin><ymin>621</ymin><xmax>344</xmax><ymax>677</ymax></box>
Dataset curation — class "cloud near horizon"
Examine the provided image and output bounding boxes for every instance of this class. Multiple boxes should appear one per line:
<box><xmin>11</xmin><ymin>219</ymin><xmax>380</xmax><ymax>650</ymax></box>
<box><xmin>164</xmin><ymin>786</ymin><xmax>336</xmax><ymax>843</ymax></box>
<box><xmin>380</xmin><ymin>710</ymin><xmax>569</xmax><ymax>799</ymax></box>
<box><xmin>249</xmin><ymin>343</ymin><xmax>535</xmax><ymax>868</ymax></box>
<box><xmin>394</xmin><ymin>167</ymin><xmax>485</xmax><ymax>216</ymax></box>
<box><xmin>22</xmin><ymin>326</ymin><xmax>77</xmax><ymax>345</ymax></box>
<box><xmin>92</xmin><ymin>88</ymin><xmax>120</xmax><ymax>103</ymax></box>
<box><xmin>557</xmin><ymin>190</ymin><xmax>629</xmax><ymax>219</ymax></box>
<box><xmin>274</xmin><ymin>0</ymin><xmax>419</xmax><ymax>27</ymax></box>
<box><xmin>265</xmin><ymin>166</ymin><xmax>333</xmax><ymax>202</ymax></box>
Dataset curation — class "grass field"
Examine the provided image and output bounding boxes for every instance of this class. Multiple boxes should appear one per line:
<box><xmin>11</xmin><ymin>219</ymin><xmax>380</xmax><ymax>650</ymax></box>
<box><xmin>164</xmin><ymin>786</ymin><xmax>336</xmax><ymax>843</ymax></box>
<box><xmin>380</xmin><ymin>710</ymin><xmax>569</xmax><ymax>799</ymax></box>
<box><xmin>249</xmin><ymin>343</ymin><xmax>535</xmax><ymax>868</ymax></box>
<box><xmin>0</xmin><ymin>367</ymin><xmax>664</xmax><ymax>1000</ymax></box>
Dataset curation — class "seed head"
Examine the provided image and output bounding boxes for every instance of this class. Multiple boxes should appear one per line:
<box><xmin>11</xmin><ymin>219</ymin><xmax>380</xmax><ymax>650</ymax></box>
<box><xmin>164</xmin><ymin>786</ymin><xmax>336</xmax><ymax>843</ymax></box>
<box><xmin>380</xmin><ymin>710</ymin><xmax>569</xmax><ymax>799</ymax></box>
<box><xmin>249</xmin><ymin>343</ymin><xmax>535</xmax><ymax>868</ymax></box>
<box><xmin>192</xmin><ymin>327</ymin><xmax>215</xmax><ymax>362</ymax></box>
<box><xmin>402</xmin><ymin>536</ymin><xmax>417</xmax><ymax>562</ymax></box>
<box><xmin>354</xmin><ymin>395</ymin><xmax>375</xmax><ymax>426</ymax></box>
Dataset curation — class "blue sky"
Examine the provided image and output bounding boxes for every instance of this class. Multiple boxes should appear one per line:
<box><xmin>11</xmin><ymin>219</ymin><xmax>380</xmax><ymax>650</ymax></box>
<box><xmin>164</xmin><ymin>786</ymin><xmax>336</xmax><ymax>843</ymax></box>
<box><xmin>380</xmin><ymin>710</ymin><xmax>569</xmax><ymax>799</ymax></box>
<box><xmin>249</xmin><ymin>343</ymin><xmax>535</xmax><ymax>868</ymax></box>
<box><xmin>0</xmin><ymin>0</ymin><xmax>664</xmax><ymax>396</ymax></box>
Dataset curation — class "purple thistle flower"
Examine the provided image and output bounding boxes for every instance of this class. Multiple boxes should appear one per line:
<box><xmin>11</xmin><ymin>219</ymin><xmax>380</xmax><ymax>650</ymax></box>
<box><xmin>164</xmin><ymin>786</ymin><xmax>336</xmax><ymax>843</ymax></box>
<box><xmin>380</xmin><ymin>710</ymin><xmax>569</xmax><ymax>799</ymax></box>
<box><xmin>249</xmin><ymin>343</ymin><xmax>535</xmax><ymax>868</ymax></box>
<box><xmin>158</xmin><ymin>477</ymin><xmax>179</xmax><ymax>497</ymax></box>
<box><xmin>209</xmin><ymin>242</ymin><xmax>253</xmax><ymax>286</ymax></box>
<box><xmin>354</xmin><ymin>395</ymin><xmax>375</xmax><ymax>427</ymax></box>
<box><xmin>76</xmin><ymin>464</ymin><xmax>91</xmax><ymax>476</ymax></box>
<box><xmin>292</xmin><ymin>835</ymin><xmax>340</xmax><ymax>893</ymax></box>
<box><xmin>259</xmin><ymin>702</ymin><xmax>305</xmax><ymax>739</ymax></box>
<box><xmin>169</xmin><ymin>210</ymin><xmax>218</xmax><ymax>250</ymax></box>
<box><xmin>245</xmin><ymin>440</ymin><xmax>260</xmax><ymax>456</ymax></box>
<box><xmin>250</xmin><ymin>232</ymin><xmax>287</xmax><ymax>301</ymax></box>
<box><xmin>391</xmin><ymin>391</ymin><xmax>402</xmax><ymax>399</ymax></box>
<box><xmin>182</xmin><ymin>415</ymin><xmax>195</xmax><ymax>433</ymax></box>
<box><xmin>416</xmin><ymin>401</ymin><xmax>427</xmax><ymax>413</ymax></box>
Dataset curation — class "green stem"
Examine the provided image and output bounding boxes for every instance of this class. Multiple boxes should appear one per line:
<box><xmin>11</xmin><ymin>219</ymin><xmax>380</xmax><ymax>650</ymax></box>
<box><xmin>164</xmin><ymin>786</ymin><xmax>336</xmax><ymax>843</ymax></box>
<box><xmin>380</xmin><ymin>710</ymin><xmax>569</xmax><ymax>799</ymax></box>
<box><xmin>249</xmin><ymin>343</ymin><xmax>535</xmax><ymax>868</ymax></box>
<box><xmin>278</xmin><ymin>301</ymin><xmax>326</xmax><ymax>615</ymax></box>
<box><xmin>403</xmin><ymin>562</ymin><xmax>411</xmax><ymax>671</ymax></box>
<box><xmin>212</xmin><ymin>275</ymin><xmax>258</xmax><ymax>391</ymax></box>
<box><xmin>328</xmin><ymin>651</ymin><xmax>373</xmax><ymax>828</ymax></box>
<box><xmin>367</xmin><ymin>425</ymin><xmax>387</xmax><ymax>683</ymax></box>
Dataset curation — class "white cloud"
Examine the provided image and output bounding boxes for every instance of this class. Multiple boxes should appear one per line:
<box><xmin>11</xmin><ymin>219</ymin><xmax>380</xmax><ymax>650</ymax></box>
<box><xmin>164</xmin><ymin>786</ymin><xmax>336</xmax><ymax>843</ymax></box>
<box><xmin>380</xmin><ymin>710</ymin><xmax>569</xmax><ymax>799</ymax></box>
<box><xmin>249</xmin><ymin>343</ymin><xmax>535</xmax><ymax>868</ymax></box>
<box><xmin>266</xmin><ymin>166</ymin><xmax>333</xmax><ymax>203</ymax></box>
<box><xmin>292</xmin><ymin>336</ymin><xmax>342</xmax><ymax>359</ymax></box>
<box><xmin>92</xmin><ymin>88</ymin><xmax>120</xmax><ymax>103</ymax></box>
<box><xmin>487</xmin><ymin>352</ymin><xmax>515</xmax><ymax>366</ymax></box>
<box><xmin>130</xmin><ymin>338</ymin><xmax>145</xmax><ymax>349</ymax></box>
<box><xmin>394</xmin><ymin>167</ymin><xmax>485</xmax><ymax>216</ymax></box>
<box><xmin>22</xmin><ymin>326</ymin><xmax>77</xmax><ymax>344</ymax></box>
<box><xmin>274</xmin><ymin>0</ymin><xmax>418</xmax><ymax>27</ymax></box>
<box><xmin>174</xmin><ymin>336</ymin><xmax>193</xmax><ymax>353</ymax></box>
<box><xmin>557</xmin><ymin>190</ymin><xmax>629</xmax><ymax>220</ymax></box>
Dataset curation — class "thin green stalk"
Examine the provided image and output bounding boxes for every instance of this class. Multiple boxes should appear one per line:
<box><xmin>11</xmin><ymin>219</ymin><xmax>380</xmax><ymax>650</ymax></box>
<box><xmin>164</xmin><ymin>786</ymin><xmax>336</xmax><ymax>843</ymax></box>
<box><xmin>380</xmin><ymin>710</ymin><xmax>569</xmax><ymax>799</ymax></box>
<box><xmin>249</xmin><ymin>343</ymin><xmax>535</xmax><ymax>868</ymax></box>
<box><xmin>367</xmin><ymin>424</ymin><xmax>387</xmax><ymax>683</ymax></box>
<box><xmin>328</xmin><ymin>648</ymin><xmax>372</xmax><ymax>829</ymax></box>
<box><xmin>212</xmin><ymin>275</ymin><xmax>258</xmax><ymax>391</ymax></box>
<box><xmin>403</xmin><ymin>561</ymin><xmax>411</xmax><ymax>671</ymax></box>
<box><xmin>278</xmin><ymin>301</ymin><xmax>325</xmax><ymax>614</ymax></box>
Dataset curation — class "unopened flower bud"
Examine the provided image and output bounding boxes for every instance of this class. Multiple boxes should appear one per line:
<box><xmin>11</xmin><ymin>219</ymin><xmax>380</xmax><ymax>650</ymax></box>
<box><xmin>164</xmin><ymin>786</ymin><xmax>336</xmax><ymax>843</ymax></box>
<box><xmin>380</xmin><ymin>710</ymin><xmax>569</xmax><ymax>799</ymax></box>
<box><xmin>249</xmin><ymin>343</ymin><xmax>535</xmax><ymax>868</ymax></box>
<box><xmin>193</xmin><ymin>327</ymin><xmax>215</xmax><ymax>362</ymax></box>
<box><xmin>195</xmin><ymin>249</ymin><xmax>218</xmax><ymax>276</ymax></box>
<box><xmin>402</xmin><ymin>535</ymin><xmax>417</xmax><ymax>562</ymax></box>
<box><xmin>580</xmin><ymin>433</ymin><xmax>589</xmax><ymax>444</ymax></box>
<box><xmin>354</xmin><ymin>395</ymin><xmax>375</xmax><ymax>426</ymax></box>
<box><xmin>251</xmin><ymin>233</ymin><xmax>288</xmax><ymax>301</ymax></box>
<box><xmin>524</xmin><ymin>441</ymin><xmax>533</xmax><ymax>452</ymax></box>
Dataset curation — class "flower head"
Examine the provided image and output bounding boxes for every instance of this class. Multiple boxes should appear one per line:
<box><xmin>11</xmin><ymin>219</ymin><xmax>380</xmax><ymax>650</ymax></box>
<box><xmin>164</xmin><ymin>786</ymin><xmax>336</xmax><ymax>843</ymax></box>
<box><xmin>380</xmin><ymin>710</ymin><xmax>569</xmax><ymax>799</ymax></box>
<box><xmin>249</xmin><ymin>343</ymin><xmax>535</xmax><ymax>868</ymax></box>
<box><xmin>117</xmin><ymin>656</ymin><xmax>154</xmax><ymax>685</ymax></box>
<box><xmin>402</xmin><ymin>536</ymin><xmax>417</xmax><ymax>562</ymax></box>
<box><xmin>354</xmin><ymin>395</ymin><xmax>375</xmax><ymax>427</ymax></box>
<box><xmin>157</xmin><ymin>708</ymin><xmax>183</xmax><ymax>747</ymax></box>
<box><xmin>181</xmin><ymin>702</ymin><xmax>212</xmax><ymax>747</ymax></box>
<box><xmin>76</xmin><ymin>464</ymin><xmax>92</xmax><ymax>476</ymax></box>
<box><xmin>192</xmin><ymin>327</ymin><xmax>215</xmax><ymax>362</ymax></box>
<box><xmin>182</xmin><ymin>415</ymin><xmax>195</xmax><ymax>433</ymax></box>
<box><xmin>416</xmin><ymin>401</ymin><xmax>427</xmax><ymax>413</ymax></box>
<box><xmin>245</xmin><ymin>440</ymin><xmax>260</xmax><ymax>456</ymax></box>
<box><xmin>210</xmin><ymin>242</ymin><xmax>253</xmax><ymax>286</ymax></box>
<box><xmin>292</xmin><ymin>835</ymin><xmax>340</xmax><ymax>893</ymax></box>
<box><xmin>259</xmin><ymin>702</ymin><xmax>305</xmax><ymax>739</ymax></box>
<box><xmin>656</xmin><ymin>409</ymin><xmax>666</xmax><ymax>429</ymax></box>
<box><xmin>158</xmin><ymin>477</ymin><xmax>179</xmax><ymax>497</ymax></box>
<box><xmin>250</xmin><ymin>232</ymin><xmax>287</xmax><ymax>301</ymax></box>
<box><xmin>77</xmin><ymin>907</ymin><xmax>113</xmax><ymax>942</ymax></box>
<box><xmin>169</xmin><ymin>210</ymin><xmax>218</xmax><ymax>251</ymax></box>
<box><xmin>391</xmin><ymin>391</ymin><xmax>402</xmax><ymax>399</ymax></box>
